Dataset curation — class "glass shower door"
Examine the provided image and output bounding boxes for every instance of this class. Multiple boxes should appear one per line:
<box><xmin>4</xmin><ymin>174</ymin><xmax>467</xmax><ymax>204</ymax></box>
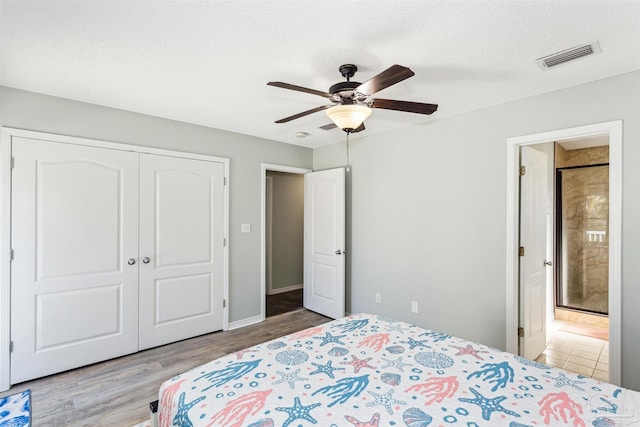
<box><xmin>557</xmin><ymin>165</ymin><xmax>609</xmax><ymax>315</ymax></box>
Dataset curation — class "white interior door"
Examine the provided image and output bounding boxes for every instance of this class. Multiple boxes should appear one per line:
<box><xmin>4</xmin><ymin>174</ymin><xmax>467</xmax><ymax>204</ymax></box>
<box><xmin>303</xmin><ymin>168</ymin><xmax>345</xmax><ymax>319</ymax></box>
<box><xmin>138</xmin><ymin>154</ymin><xmax>225</xmax><ymax>350</ymax></box>
<box><xmin>520</xmin><ymin>146</ymin><xmax>549</xmax><ymax>360</ymax></box>
<box><xmin>10</xmin><ymin>138</ymin><xmax>139</xmax><ymax>383</ymax></box>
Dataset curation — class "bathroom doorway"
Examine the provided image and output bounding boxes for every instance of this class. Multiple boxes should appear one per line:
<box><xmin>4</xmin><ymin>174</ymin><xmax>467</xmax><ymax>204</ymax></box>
<box><xmin>541</xmin><ymin>140</ymin><xmax>611</xmax><ymax>382</ymax></box>
<box><xmin>506</xmin><ymin>120</ymin><xmax>621</xmax><ymax>385</ymax></box>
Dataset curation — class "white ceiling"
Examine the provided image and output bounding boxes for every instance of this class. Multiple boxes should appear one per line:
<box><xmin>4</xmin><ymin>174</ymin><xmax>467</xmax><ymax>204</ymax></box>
<box><xmin>1</xmin><ymin>1</ymin><xmax>639</xmax><ymax>149</ymax></box>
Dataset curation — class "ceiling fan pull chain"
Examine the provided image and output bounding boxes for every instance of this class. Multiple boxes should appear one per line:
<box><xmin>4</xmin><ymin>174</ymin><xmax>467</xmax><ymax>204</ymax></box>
<box><xmin>346</xmin><ymin>132</ymin><xmax>351</xmax><ymax>172</ymax></box>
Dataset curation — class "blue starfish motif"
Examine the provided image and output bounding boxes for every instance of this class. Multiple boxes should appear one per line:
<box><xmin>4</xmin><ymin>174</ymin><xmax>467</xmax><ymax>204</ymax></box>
<box><xmin>313</xmin><ymin>332</ymin><xmax>347</xmax><ymax>346</ymax></box>
<box><xmin>275</xmin><ymin>396</ymin><xmax>321</xmax><ymax>427</ymax></box>
<box><xmin>273</xmin><ymin>368</ymin><xmax>308</xmax><ymax>389</ymax></box>
<box><xmin>310</xmin><ymin>360</ymin><xmax>345</xmax><ymax>379</ymax></box>
<box><xmin>543</xmin><ymin>371</ymin><xmax>586</xmax><ymax>391</ymax></box>
<box><xmin>400</xmin><ymin>337</ymin><xmax>431</xmax><ymax>350</ymax></box>
<box><xmin>365</xmin><ymin>388</ymin><xmax>406</xmax><ymax>415</ymax></box>
<box><xmin>458</xmin><ymin>387</ymin><xmax>520</xmax><ymax>421</ymax></box>
<box><xmin>381</xmin><ymin>356</ymin><xmax>412</xmax><ymax>372</ymax></box>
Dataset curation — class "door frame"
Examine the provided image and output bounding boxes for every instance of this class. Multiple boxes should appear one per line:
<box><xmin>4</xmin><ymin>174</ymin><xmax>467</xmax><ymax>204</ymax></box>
<box><xmin>0</xmin><ymin>127</ymin><xmax>230</xmax><ymax>391</ymax></box>
<box><xmin>260</xmin><ymin>163</ymin><xmax>311</xmax><ymax>322</ymax></box>
<box><xmin>505</xmin><ymin>120</ymin><xmax>622</xmax><ymax>385</ymax></box>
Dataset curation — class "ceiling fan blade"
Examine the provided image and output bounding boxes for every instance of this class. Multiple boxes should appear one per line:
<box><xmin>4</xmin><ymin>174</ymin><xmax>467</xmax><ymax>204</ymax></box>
<box><xmin>267</xmin><ymin>81</ymin><xmax>333</xmax><ymax>98</ymax></box>
<box><xmin>356</xmin><ymin>65</ymin><xmax>415</xmax><ymax>95</ymax></box>
<box><xmin>371</xmin><ymin>98</ymin><xmax>438</xmax><ymax>115</ymax></box>
<box><xmin>275</xmin><ymin>105</ymin><xmax>331</xmax><ymax>123</ymax></box>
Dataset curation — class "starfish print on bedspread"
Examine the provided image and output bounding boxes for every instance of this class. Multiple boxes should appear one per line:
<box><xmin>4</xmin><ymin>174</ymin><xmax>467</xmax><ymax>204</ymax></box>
<box><xmin>309</xmin><ymin>360</ymin><xmax>345</xmax><ymax>378</ymax></box>
<box><xmin>458</xmin><ymin>387</ymin><xmax>520</xmax><ymax>421</ymax></box>
<box><xmin>542</xmin><ymin>371</ymin><xmax>586</xmax><ymax>391</ymax></box>
<box><xmin>273</xmin><ymin>368</ymin><xmax>308</xmax><ymax>389</ymax></box>
<box><xmin>385</xmin><ymin>323</ymin><xmax>409</xmax><ymax>333</ymax></box>
<box><xmin>313</xmin><ymin>332</ymin><xmax>347</xmax><ymax>346</ymax></box>
<box><xmin>381</xmin><ymin>356</ymin><xmax>412</xmax><ymax>372</ymax></box>
<box><xmin>345</xmin><ymin>412</ymin><xmax>380</xmax><ymax>427</ymax></box>
<box><xmin>400</xmin><ymin>337</ymin><xmax>431</xmax><ymax>350</ymax></box>
<box><xmin>450</xmin><ymin>344</ymin><xmax>489</xmax><ymax>360</ymax></box>
<box><xmin>366</xmin><ymin>389</ymin><xmax>407</xmax><ymax>415</ymax></box>
<box><xmin>341</xmin><ymin>355</ymin><xmax>375</xmax><ymax>373</ymax></box>
<box><xmin>275</xmin><ymin>396</ymin><xmax>321</xmax><ymax>427</ymax></box>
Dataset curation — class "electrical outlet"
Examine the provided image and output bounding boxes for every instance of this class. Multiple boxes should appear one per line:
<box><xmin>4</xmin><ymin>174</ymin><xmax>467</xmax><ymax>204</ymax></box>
<box><xmin>411</xmin><ymin>301</ymin><xmax>419</xmax><ymax>313</ymax></box>
<box><xmin>241</xmin><ymin>223</ymin><xmax>251</xmax><ymax>233</ymax></box>
<box><xmin>375</xmin><ymin>293</ymin><xmax>381</xmax><ymax>304</ymax></box>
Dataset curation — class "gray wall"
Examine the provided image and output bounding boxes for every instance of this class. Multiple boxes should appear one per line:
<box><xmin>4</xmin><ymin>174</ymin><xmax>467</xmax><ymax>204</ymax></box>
<box><xmin>267</xmin><ymin>171</ymin><xmax>304</xmax><ymax>292</ymax></box>
<box><xmin>314</xmin><ymin>71</ymin><xmax>640</xmax><ymax>391</ymax></box>
<box><xmin>0</xmin><ymin>86</ymin><xmax>313</xmax><ymax>322</ymax></box>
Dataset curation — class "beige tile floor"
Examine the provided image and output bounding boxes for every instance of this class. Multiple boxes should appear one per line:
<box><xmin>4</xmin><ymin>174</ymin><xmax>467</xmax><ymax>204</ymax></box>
<box><xmin>535</xmin><ymin>320</ymin><xmax>609</xmax><ymax>381</ymax></box>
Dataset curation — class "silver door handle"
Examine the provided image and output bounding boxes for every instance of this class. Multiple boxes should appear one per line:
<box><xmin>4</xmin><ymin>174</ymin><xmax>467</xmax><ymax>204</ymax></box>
<box><xmin>127</xmin><ymin>258</ymin><xmax>136</xmax><ymax>265</ymax></box>
<box><xmin>543</xmin><ymin>260</ymin><xmax>553</xmax><ymax>266</ymax></box>
<box><xmin>142</xmin><ymin>257</ymin><xmax>151</xmax><ymax>264</ymax></box>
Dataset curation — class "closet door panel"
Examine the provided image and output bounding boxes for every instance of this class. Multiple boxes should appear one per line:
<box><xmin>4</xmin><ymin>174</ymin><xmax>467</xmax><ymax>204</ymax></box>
<box><xmin>10</xmin><ymin>137</ymin><xmax>139</xmax><ymax>383</ymax></box>
<box><xmin>138</xmin><ymin>154</ymin><xmax>224</xmax><ymax>350</ymax></box>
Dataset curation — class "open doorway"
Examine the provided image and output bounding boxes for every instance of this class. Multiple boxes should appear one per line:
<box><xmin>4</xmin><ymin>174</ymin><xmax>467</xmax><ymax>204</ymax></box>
<box><xmin>260</xmin><ymin>164</ymin><xmax>311</xmax><ymax>321</ymax></box>
<box><xmin>506</xmin><ymin>121</ymin><xmax>622</xmax><ymax>386</ymax></box>
<box><xmin>265</xmin><ymin>170</ymin><xmax>304</xmax><ymax>317</ymax></box>
<box><xmin>540</xmin><ymin>138</ymin><xmax>610</xmax><ymax>382</ymax></box>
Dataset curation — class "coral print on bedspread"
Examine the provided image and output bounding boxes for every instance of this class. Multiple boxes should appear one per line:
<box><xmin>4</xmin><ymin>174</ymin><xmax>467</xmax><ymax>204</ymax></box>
<box><xmin>158</xmin><ymin>313</ymin><xmax>634</xmax><ymax>426</ymax></box>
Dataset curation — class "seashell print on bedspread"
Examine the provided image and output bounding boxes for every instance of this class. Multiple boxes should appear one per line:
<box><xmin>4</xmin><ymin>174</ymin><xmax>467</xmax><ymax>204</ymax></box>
<box><xmin>158</xmin><ymin>313</ymin><xmax>631</xmax><ymax>427</ymax></box>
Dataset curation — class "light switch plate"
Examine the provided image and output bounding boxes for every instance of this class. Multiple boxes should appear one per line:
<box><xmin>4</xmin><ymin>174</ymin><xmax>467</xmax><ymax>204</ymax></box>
<box><xmin>241</xmin><ymin>223</ymin><xmax>251</xmax><ymax>233</ymax></box>
<box><xmin>411</xmin><ymin>301</ymin><xmax>419</xmax><ymax>313</ymax></box>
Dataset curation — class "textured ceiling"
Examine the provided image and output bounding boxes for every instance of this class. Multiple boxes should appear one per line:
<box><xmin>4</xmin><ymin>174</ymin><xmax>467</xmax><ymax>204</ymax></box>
<box><xmin>1</xmin><ymin>1</ymin><xmax>639</xmax><ymax>149</ymax></box>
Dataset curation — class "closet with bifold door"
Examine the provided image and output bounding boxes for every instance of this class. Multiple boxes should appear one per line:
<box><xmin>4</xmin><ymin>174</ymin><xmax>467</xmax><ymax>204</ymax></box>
<box><xmin>7</xmin><ymin>130</ymin><xmax>228</xmax><ymax>384</ymax></box>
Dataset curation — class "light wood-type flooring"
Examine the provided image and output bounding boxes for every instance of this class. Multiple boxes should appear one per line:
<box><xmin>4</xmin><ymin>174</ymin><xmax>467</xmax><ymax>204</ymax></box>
<box><xmin>0</xmin><ymin>309</ymin><xmax>330</xmax><ymax>426</ymax></box>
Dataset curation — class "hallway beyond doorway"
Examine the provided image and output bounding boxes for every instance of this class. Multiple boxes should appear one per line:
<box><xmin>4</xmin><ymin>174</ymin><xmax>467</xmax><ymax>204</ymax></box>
<box><xmin>266</xmin><ymin>289</ymin><xmax>303</xmax><ymax>317</ymax></box>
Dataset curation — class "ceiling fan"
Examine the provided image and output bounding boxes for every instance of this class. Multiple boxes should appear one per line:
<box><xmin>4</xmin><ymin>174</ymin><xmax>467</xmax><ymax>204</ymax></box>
<box><xmin>267</xmin><ymin>64</ymin><xmax>438</xmax><ymax>133</ymax></box>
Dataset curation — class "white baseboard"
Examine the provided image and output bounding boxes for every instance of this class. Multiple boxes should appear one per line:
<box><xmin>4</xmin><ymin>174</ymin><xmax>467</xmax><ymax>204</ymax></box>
<box><xmin>228</xmin><ymin>314</ymin><xmax>263</xmax><ymax>330</ymax></box>
<box><xmin>267</xmin><ymin>284</ymin><xmax>303</xmax><ymax>295</ymax></box>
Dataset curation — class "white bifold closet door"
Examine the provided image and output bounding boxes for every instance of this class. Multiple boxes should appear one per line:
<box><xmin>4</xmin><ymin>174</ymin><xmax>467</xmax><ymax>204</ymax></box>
<box><xmin>11</xmin><ymin>138</ymin><xmax>140</xmax><ymax>383</ymax></box>
<box><xmin>10</xmin><ymin>138</ymin><xmax>225</xmax><ymax>383</ymax></box>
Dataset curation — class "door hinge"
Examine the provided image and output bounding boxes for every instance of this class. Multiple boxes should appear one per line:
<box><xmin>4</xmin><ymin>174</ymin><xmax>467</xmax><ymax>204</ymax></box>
<box><xmin>223</xmin><ymin>238</ymin><xmax>227</xmax><ymax>247</ymax></box>
<box><xmin>520</xmin><ymin>165</ymin><xmax>526</xmax><ymax>176</ymax></box>
<box><xmin>10</xmin><ymin>157</ymin><xmax>15</xmax><ymax>170</ymax></box>
<box><xmin>9</xmin><ymin>249</ymin><xmax>14</xmax><ymax>261</ymax></box>
<box><xmin>223</xmin><ymin>299</ymin><xmax>226</xmax><ymax>308</ymax></box>
<box><xmin>224</xmin><ymin>177</ymin><xmax>227</xmax><ymax>186</ymax></box>
<box><xmin>519</xmin><ymin>246</ymin><xmax>525</xmax><ymax>256</ymax></box>
<box><xmin>9</xmin><ymin>341</ymin><xmax>13</xmax><ymax>352</ymax></box>
<box><xmin>518</xmin><ymin>327</ymin><xmax>524</xmax><ymax>337</ymax></box>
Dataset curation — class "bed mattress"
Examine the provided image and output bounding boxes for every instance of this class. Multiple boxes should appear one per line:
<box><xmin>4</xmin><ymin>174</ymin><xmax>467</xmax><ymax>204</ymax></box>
<box><xmin>158</xmin><ymin>313</ymin><xmax>639</xmax><ymax>426</ymax></box>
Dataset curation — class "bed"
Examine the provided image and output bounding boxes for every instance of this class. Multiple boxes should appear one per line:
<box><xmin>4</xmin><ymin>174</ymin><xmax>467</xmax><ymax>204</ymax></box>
<box><xmin>158</xmin><ymin>313</ymin><xmax>640</xmax><ymax>426</ymax></box>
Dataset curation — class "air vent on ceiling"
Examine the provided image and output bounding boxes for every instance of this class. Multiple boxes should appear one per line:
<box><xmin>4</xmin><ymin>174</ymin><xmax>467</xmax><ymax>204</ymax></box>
<box><xmin>319</xmin><ymin>123</ymin><xmax>337</xmax><ymax>130</ymax></box>
<box><xmin>536</xmin><ymin>41</ymin><xmax>601</xmax><ymax>70</ymax></box>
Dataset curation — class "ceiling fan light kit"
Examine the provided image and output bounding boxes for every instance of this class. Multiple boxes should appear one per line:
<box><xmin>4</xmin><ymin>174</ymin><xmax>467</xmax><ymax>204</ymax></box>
<box><xmin>325</xmin><ymin>104</ymin><xmax>372</xmax><ymax>132</ymax></box>
<box><xmin>268</xmin><ymin>63</ymin><xmax>438</xmax><ymax>132</ymax></box>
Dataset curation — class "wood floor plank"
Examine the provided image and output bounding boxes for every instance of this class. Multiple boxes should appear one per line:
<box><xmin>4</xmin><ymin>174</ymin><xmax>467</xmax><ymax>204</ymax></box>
<box><xmin>0</xmin><ymin>309</ymin><xmax>330</xmax><ymax>426</ymax></box>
